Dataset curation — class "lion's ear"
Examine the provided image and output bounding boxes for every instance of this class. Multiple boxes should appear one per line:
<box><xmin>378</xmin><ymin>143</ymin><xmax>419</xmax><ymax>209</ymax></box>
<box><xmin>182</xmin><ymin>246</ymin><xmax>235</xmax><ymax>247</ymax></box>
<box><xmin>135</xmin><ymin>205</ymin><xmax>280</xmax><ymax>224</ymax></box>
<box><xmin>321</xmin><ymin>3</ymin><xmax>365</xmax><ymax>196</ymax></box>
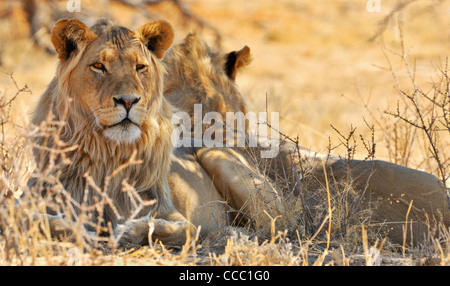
<box><xmin>51</xmin><ymin>18</ymin><xmax>96</xmax><ymax>61</ymax></box>
<box><xmin>224</xmin><ymin>46</ymin><xmax>251</xmax><ymax>81</ymax></box>
<box><xmin>137</xmin><ymin>20</ymin><xmax>174</xmax><ymax>59</ymax></box>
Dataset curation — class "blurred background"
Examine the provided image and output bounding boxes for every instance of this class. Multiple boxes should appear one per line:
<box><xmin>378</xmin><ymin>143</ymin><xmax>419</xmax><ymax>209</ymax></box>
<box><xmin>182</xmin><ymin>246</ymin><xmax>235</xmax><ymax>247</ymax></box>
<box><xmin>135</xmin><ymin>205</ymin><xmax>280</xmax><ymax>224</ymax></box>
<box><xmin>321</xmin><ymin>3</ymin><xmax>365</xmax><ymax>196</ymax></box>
<box><xmin>0</xmin><ymin>0</ymin><xmax>449</xmax><ymax>162</ymax></box>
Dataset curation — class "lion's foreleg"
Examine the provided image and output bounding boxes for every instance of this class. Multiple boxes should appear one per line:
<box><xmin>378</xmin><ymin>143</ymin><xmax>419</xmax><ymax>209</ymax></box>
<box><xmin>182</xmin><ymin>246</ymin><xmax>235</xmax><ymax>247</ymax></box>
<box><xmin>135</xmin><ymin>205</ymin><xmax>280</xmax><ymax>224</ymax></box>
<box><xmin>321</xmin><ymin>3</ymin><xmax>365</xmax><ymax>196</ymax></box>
<box><xmin>195</xmin><ymin>147</ymin><xmax>285</xmax><ymax>216</ymax></box>
<box><xmin>114</xmin><ymin>217</ymin><xmax>150</xmax><ymax>245</ymax></box>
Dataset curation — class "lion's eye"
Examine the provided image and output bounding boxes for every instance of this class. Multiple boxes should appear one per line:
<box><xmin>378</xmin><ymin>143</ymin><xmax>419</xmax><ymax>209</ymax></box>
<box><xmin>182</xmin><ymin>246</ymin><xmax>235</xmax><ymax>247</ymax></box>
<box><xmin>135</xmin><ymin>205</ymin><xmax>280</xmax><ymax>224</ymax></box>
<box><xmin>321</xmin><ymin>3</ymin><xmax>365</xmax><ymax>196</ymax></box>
<box><xmin>136</xmin><ymin>64</ymin><xmax>147</xmax><ymax>72</ymax></box>
<box><xmin>91</xmin><ymin>62</ymin><xmax>106</xmax><ymax>72</ymax></box>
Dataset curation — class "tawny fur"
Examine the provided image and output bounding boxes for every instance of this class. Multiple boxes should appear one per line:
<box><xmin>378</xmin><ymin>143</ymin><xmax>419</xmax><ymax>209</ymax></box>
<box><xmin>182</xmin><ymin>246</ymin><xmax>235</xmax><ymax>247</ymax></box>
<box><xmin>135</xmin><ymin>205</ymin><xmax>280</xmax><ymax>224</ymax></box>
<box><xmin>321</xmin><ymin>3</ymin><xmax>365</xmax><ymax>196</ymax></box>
<box><xmin>31</xmin><ymin>19</ymin><xmax>179</xmax><ymax>239</ymax></box>
<box><xmin>163</xmin><ymin>33</ymin><xmax>450</xmax><ymax>245</ymax></box>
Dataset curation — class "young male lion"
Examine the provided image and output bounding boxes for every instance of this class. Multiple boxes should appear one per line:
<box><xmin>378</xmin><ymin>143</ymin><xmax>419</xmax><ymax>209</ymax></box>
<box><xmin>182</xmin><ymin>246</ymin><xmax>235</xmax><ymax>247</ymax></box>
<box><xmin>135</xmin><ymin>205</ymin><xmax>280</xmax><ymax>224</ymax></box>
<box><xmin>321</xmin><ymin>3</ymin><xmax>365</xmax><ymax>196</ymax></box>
<box><xmin>162</xmin><ymin>33</ymin><xmax>450</xmax><ymax>245</ymax></box>
<box><xmin>30</xmin><ymin>18</ymin><xmax>282</xmax><ymax>246</ymax></box>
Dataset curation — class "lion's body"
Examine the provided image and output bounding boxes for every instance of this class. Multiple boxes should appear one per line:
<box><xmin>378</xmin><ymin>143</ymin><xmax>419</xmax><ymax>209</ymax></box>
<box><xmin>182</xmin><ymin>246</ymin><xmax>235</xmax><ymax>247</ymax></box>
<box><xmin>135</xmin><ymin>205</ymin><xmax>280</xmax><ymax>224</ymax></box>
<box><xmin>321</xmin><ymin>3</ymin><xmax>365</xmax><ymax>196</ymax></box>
<box><xmin>31</xmin><ymin>19</ymin><xmax>196</xmax><ymax>245</ymax></box>
<box><xmin>168</xmin><ymin>146</ymin><xmax>227</xmax><ymax>236</ymax></box>
<box><xmin>163</xmin><ymin>33</ymin><xmax>450</xmax><ymax>244</ymax></box>
<box><xmin>31</xmin><ymin>18</ymin><xmax>449</xmax><ymax>247</ymax></box>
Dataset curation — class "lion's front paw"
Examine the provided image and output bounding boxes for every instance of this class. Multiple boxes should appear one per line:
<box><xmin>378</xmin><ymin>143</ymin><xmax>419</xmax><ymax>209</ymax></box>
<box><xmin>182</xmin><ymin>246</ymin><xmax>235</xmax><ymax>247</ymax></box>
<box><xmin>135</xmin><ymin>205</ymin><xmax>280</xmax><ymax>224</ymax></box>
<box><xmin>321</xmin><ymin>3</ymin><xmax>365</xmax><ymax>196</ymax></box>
<box><xmin>114</xmin><ymin>218</ymin><xmax>150</xmax><ymax>247</ymax></box>
<box><xmin>148</xmin><ymin>218</ymin><xmax>197</xmax><ymax>247</ymax></box>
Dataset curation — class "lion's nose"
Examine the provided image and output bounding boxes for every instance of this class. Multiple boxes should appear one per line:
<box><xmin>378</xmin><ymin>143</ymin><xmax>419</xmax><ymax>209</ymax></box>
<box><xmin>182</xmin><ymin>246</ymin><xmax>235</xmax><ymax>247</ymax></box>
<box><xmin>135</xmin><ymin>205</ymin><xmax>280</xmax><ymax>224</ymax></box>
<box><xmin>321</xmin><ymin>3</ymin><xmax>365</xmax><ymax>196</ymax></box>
<box><xmin>113</xmin><ymin>96</ymin><xmax>141</xmax><ymax>111</ymax></box>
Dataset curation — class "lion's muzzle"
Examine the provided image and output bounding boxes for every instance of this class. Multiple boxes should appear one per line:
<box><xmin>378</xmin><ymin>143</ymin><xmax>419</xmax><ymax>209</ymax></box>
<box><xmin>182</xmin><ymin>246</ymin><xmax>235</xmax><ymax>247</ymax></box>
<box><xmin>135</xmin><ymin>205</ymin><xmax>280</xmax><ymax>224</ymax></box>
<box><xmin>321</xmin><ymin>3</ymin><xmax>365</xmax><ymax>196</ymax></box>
<box><xmin>113</xmin><ymin>95</ymin><xmax>141</xmax><ymax>112</ymax></box>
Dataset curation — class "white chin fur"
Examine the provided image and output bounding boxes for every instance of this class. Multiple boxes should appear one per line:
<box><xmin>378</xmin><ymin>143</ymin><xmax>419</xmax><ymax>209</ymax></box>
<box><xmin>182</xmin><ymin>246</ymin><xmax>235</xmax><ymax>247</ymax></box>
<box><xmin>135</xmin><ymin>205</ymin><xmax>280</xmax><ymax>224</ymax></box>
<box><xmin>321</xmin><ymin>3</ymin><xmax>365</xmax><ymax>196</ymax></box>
<box><xmin>103</xmin><ymin>124</ymin><xmax>142</xmax><ymax>145</ymax></box>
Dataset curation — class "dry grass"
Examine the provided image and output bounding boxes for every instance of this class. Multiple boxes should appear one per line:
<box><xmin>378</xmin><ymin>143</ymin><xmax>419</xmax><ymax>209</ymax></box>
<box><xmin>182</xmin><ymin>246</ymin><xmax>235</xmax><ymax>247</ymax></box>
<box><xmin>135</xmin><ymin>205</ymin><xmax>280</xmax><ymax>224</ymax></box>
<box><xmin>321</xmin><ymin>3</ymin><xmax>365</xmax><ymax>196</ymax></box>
<box><xmin>0</xmin><ymin>0</ymin><xmax>449</xmax><ymax>266</ymax></box>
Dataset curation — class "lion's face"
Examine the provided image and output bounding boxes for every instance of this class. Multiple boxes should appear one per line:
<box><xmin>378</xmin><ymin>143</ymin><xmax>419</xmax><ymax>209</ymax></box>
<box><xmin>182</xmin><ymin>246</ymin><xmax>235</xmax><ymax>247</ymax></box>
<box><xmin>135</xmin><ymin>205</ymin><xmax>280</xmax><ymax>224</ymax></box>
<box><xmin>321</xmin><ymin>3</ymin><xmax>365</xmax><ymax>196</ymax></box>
<box><xmin>71</xmin><ymin>32</ymin><xmax>155</xmax><ymax>144</ymax></box>
<box><xmin>51</xmin><ymin>19</ymin><xmax>174</xmax><ymax>144</ymax></box>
